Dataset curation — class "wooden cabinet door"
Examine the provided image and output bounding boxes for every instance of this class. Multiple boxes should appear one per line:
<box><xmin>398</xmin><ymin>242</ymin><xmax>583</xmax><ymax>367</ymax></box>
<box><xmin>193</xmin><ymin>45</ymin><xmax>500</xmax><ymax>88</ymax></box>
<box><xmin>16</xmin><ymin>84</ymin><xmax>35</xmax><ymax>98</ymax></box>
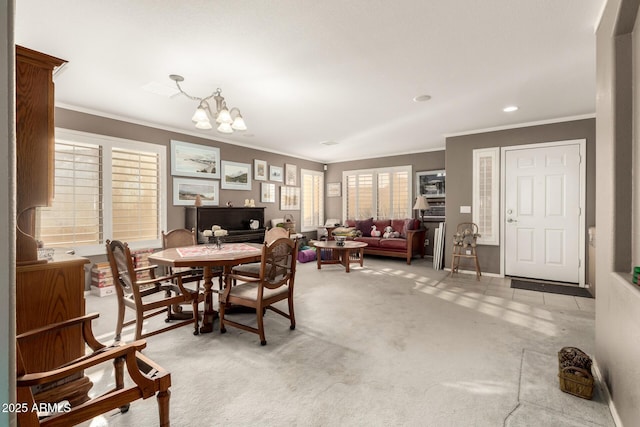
<box><xmin>16</xmin><ymin>257</ymin><xmax>88</xmax><ymax>373</ymax></box>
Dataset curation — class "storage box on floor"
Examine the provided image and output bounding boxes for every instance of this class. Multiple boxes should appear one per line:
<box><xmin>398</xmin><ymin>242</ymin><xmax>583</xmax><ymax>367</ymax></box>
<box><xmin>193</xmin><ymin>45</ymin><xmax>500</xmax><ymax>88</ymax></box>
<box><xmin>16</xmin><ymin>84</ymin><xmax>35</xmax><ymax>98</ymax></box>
<box><xmin>91</xmin><ymin>248</ymin><xmax>155</xmax><ymax>297</ymax></box>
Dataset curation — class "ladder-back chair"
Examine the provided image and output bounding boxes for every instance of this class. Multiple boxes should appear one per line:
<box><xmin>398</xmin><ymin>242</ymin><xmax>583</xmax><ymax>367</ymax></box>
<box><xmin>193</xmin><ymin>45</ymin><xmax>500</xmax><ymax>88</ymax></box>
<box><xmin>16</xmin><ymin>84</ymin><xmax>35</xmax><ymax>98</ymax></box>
<box><xmin>450</xmin><ymin>222</ymin><xmax>482</xmax><ymax>280</ymax></box>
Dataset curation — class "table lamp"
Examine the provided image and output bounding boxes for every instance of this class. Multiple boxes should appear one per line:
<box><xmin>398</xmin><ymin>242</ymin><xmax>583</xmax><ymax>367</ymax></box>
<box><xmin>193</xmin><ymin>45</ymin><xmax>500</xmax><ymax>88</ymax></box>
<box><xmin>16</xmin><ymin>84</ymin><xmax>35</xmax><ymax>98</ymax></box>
<box><xmin>413</xmin><ymin>195</ymin><xmax>430</xmax><ymax>226</ymax></box>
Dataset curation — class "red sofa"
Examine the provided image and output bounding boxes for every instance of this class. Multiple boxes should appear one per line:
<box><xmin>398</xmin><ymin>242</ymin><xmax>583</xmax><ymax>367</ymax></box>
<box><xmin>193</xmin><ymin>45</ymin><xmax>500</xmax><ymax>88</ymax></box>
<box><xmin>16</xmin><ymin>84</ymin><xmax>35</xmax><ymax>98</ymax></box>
<box><xmin>339</xmin><ymin>218</ymin><xmax>426</xmax><ymax>264</ymax></box>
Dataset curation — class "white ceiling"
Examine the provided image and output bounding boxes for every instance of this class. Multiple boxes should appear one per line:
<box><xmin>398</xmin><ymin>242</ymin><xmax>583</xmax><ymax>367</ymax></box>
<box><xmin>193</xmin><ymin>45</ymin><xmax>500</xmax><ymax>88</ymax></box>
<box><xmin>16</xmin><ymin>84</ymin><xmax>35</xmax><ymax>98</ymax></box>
<box><xmin>15</xmin><ymin>0</ymin><xmax>605</xmax><ymax>163</ymax></box>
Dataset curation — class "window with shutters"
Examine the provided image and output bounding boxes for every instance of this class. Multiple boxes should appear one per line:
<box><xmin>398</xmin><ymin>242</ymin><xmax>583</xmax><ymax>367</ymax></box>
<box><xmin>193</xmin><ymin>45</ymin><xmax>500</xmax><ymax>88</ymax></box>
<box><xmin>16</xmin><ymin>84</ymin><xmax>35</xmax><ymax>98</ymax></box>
<box><xmin>300</xmin><ymin>169</ymin><xmax>324</xmax><ymax>231</ymax></box>
<box><xmin>472</xmin><ymin>147</ymin><xmax>499</xmax><ymax>245</ymax></box>
<box><xmin>342</xmin><ymin>166</ymin><xmax>412</xmax><ymax>220</ymax></box>
<box><xmin>36</xmin><ymin>129</ymin><xmax>167</xmax><ymax>256</ymax></box>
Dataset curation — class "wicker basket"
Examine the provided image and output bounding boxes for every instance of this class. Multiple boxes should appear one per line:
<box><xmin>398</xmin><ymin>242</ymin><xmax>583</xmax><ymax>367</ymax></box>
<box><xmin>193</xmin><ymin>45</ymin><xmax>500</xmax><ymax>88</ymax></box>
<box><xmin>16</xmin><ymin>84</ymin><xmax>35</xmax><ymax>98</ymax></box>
<box><xmin>282</xmin><ymin>214</ymin><xmax>296</xmax><ymax>233</ymax></box>
<box><xmin>557</xmin><ymin>347</ymin><xmax>594</xmax><ymax>399</ymax></box>
<box><xmin>558</xmin><ymin>366</ymin><xmax>594</xmax><ymax>399</ymax></box>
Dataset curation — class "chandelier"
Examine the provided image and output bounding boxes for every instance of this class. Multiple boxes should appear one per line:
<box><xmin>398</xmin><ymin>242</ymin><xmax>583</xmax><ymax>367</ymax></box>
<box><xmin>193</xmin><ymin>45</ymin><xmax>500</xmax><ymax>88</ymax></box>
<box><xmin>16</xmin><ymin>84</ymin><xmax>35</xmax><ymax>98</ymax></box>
<box><xmin>169</xmin><ymin>74</ymin><xmax>247</xmax><ymax>134</ymax></box>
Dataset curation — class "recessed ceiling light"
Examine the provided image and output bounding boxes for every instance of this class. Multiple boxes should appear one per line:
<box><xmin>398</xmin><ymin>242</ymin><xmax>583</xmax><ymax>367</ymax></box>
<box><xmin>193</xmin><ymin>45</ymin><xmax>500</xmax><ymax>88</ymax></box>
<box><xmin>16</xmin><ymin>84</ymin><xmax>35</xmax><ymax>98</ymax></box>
<box><xmin>413</xmin><ymin>95</ymin><xmax>432</xmax><ymax>102</ymax></box>
<box><xmin>320</xmin><ymin>140</ymin><xmax>339</xmax><ymax>146</ymax></box>
<box><xmin>503</xmin><ymin>105</ymin><xmax>519</xmax><ymax>112</ymax></box>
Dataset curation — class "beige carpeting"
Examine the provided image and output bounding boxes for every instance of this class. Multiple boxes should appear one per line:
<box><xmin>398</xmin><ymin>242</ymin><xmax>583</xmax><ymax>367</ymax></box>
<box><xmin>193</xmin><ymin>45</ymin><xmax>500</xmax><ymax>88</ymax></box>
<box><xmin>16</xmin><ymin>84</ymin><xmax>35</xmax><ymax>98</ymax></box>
<box><xmin>79</xmin><ymin>257</ymin><xmax>613</xmax><ymax>427</ymax></box>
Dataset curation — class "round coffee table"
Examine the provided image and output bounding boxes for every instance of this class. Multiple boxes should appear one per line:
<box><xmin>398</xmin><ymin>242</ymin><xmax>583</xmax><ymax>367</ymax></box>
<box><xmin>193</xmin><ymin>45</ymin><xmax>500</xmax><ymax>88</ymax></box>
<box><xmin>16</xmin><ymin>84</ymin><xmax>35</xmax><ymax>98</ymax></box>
<box><xmin>312</xmin><ymin>240</ymin><xmax>368</xmax><ymax>273</ymax></box>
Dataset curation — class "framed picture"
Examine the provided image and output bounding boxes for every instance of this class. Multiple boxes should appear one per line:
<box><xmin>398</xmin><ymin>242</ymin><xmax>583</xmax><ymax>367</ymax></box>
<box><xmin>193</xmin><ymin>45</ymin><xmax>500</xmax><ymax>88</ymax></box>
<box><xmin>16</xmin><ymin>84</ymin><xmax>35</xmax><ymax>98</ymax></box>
<box><xmin>416</xmin><ymin>170</ymin><xmax>446</xmax><ymax>198</ymax></box>
<box><xmin>221</xmin><ymin>160</ymin><xmax>252</xmax><ymax>190</ymax></box>
<box><xmin>285</xmin><ymin>163</ymin><xmax>297</xmax><ymax>186</ymax></box>
<box><xmin>280</xmin><ymin>186</ymin><xmax>300</xmax><ymax>210</ymax></box>
<box><xmin>261</xmin><ymin>182</ymin><xmax>276</xmax><ymax>203</ymax></box>
<box><xmin>327</xmin><ymin>182</ymin><xmax>341</xmax><ymax>197</ymax></box>
<box><xmin>171</xmin><ymin>140</ymin><xmax>220</xmax><ymax>179</ymax></box>
<box><xmin>270</xmin><ymin>165</ymin><xmax>283</xmax><ymax>182</ymax></box>
<box><xmin>254</xmin><ymin>159</ymin><xmax>267</xmax><ymax>181</ymax></box>
<box><xmin>173</xmin><ymin>177</ymin><xmax>219</xmax><ymax>206</ymax></box>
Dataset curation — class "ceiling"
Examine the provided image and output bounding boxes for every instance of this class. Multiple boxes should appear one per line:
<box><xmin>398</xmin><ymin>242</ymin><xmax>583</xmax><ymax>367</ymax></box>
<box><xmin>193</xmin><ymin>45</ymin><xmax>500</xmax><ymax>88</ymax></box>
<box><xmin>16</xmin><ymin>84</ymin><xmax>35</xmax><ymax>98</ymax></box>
<box><xmin>15</xmin><ymin>0</ymin><xmax>605</xmax><ymax>163</ymax></box>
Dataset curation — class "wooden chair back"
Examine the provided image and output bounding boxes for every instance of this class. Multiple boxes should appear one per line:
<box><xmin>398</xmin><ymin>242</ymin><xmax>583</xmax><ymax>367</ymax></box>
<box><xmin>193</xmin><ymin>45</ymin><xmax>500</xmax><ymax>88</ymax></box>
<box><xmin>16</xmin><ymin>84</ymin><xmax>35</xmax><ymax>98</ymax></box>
<box><xmin>264</xmin><ymin>226</ymin><xmax>290</xmax><ymax>244</ymax></box>
<box><xmin>162</xmin><ymin>228</ymin><xmax>197</xmax><ymax>249</ymax></box>
<box><xmin>106</xmin><ymin>239</ymin><xmax>201</xmax><ymax>341</ymax></box>
<box><xmin>220</xmin><ymin>237</ymin><xmax>299</xmax><ymax>345</ymax></box>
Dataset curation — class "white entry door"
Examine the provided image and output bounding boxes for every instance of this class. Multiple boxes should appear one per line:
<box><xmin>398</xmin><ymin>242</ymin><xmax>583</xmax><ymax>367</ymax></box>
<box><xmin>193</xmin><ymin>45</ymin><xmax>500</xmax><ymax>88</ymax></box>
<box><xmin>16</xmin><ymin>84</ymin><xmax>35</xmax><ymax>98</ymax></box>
<box><xmin>504</xmin><ymin>144</ymin><xmax>582</xmax><ymax>283</ymax></box>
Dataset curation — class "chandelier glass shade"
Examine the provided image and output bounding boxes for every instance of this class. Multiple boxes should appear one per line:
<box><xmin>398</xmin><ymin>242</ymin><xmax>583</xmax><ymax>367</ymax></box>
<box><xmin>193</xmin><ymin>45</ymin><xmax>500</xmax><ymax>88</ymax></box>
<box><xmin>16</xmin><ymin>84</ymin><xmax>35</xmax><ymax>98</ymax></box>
<box><xmin>170</xmin><ymin>74</ymin><xmax>246</xmax><ymax>133</ymax></box>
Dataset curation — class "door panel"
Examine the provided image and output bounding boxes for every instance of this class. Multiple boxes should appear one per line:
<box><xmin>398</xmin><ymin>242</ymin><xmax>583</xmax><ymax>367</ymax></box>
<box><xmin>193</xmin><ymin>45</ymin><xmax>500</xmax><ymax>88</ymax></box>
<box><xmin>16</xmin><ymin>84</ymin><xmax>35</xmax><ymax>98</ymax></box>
<box><xmin>505</xmin><ymin>144</ymin><xmax>580</xmax><ymax>283</ymax></box>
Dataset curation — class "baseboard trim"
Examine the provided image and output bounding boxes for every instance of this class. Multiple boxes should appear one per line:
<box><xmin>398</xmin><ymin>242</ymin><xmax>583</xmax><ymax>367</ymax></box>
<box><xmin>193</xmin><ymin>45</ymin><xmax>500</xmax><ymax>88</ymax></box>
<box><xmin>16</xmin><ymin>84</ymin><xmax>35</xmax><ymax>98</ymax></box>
<box><xmin>592</xmin><ymin>359</ymin><xmax>623</xmax><ymax>427</ymax></box>
<box><xmin>443</xmin><ymin>268</ymin><xmax>502</xmax><ymax>278</ymax></box>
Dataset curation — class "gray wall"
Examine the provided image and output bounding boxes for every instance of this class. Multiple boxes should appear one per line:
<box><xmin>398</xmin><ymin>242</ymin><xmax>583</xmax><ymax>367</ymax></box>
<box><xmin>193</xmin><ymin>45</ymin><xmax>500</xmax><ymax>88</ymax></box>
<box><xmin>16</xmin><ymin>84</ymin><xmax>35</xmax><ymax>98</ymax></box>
<box><xmin>444</xmin><ymin>119</ymin><xmax>596</xmax><ymax>276</ymax></box>
<box><xmin>56</xmin><ymin>108</ymin><xmax>324</xmax><ymax>234</ymax></box>
<box><xmin>595</xmin><ymin>1</ymin><xmax>640</xmax><ymax>426</ymax></box>
<box><xmin>1</xmin><ymin>1</ymin><xmax>15</xmax><ymax>424</ymax></box>
<box><xmin>325</xmin><ymin>150</ymin><xmax>446</xmax><ymax>220</ymax></box>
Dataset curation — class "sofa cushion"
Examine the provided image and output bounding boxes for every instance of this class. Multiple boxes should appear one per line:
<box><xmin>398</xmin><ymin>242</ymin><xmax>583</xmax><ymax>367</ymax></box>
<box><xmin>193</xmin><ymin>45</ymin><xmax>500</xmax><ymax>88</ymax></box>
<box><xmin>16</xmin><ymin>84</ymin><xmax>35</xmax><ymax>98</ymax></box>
<box><xmin>390</xmin><ymin>218</ymin><xmax>420</xmax><ymax>238</ymax></box>
<box><xmin>345</xmin><ymin>219</ymin><xmax>356</xmax><ymax>227</ymax></box>
<box><xmin>378</xmin><ymin>238</ymin><xmax>408</xmax><ymax>250</ymax></box>
<box><xmin>355</xmin><ymin>218</ymin><xmax>374</xmax><ymax>237</ymax></box>
<box><xmin>355</xmin><ymin>236</ymin><xmax>382</xmax><ymax>247</ymax></box>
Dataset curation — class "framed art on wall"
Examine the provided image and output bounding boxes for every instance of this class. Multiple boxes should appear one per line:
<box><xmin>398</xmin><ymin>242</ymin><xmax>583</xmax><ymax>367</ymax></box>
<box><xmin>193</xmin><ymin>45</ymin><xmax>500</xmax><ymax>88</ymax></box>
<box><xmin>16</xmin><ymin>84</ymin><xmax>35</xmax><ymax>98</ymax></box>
<box><xmin>416</xmin><ymin>169</ymin><xmax>446</xmax><ymax>198</ymax></box>
<box><xmin>285</xmin><ymin>163</ymin><xmax>297</xmax><ymax>186</ymax></box>
<box><xmin>270</xmin><ymin>165</ymin><xmax>283</xmax><ymax>182</ymax></box>
<box><xmin>221</xmin><ymin>160</ymin><xmax>251</xmax><ymax>190</ymax></box>
<box><xmin>254</xmin><ymin>159</ymin><xmax>267</xmax><ymax>181</ymax></box>
<box><xmin>327</xmin><ymin>182</ymin><xmax>341</xmax><ymax>197</ymax></box>
<box><xmin>171</xmin><ymin>140</ymin><xmax>220</xmax><ymax>179</ymax></box>
<box><xmin>261</xmin><ymin>182</ymin><xmax>276</xmax><ymax>203</ymax></box>
<box><xmin>280</xmin><ymin>186</ymin><xmax>300</xmax><ymax>210</ymax></box>
<box><xmin>173</xmin><ymin>177</ymin><xmax>219</xmax><ymax>206</ymax></box>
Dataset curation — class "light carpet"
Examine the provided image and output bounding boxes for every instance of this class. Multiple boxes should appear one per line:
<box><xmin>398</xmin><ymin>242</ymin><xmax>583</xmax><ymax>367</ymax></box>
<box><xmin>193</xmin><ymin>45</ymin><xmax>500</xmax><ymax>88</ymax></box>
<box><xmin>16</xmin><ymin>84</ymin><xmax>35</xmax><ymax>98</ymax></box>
<box><xmin>78</xmin><ymin>257</ymin><xmax>613</xmax><ymax>427</ymax></box>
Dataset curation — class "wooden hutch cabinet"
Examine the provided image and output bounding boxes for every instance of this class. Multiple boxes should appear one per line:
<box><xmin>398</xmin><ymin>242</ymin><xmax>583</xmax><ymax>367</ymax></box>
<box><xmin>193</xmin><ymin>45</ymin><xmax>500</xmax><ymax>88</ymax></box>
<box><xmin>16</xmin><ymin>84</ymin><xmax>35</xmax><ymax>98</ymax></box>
<box><xmin>15</xmin><ymin>46</ymin><xmax>90</xmax><ymax>398</ymax></box>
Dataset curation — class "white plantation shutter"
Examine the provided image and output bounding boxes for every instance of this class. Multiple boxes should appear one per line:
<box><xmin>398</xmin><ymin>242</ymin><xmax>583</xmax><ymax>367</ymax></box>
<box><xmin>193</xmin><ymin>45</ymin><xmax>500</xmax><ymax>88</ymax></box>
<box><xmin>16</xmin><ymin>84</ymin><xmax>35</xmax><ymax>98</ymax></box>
<box><xmin>36</xmin><ymin>129</ymin><xmax>166</xmax><ymax>255</ymax></box>
<box><xmin>301</xmin><ymin>169</ymin><xmax>324</xmax><ymax>231</ymax></box>
<box><xmin>343</xmin><ymin>166</ymin><xmax>412</xmax><ymax>221</ymax></box>
<box><xmin>111</xmin><ymin>148</ymin><xmax>160</xmax><ymax>241</ymax></box>
<box><xmin>473</xmin><ymin>147</ymin><xmax>499</xmax><ymax>245</ymax></box>
<box><xmin>37</xmin><ymin>141</ymin><xmax>102</xmax><ymax>246</ymax></box>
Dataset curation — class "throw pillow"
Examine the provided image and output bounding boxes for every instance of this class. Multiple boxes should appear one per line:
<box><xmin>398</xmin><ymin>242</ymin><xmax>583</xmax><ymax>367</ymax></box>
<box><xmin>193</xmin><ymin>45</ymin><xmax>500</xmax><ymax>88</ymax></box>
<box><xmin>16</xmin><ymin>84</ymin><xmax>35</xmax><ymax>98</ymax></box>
<box><xmin>356</xmin><ymin>218</ymin><xmax>374</xmax><ymax>237</ymax></box>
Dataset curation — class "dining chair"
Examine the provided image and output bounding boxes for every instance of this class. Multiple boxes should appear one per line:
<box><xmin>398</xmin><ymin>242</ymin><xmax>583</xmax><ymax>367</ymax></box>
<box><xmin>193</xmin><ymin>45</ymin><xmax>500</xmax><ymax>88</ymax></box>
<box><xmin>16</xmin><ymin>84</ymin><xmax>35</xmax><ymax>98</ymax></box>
<box><xmin>16</xmin><ymin>313</ymin><xmax>171</xmax><ymax>427</ymax></box>
<box><xmin>231</xmin><ymin>226</ymin><xmax>291</xmax><ymax>278</ymax></box>
<box><xmin>106</xmin><ymin>239</ymin><xmax>202</xmax><ymax>341</ymax></box>
<box><xmin>161</xmin><ymin>228</ymin><xmax>223</xmax><ymax>289</ymax></box>
<box><xmin>219</xmin><ymin>237</ymin><xmax>299</xmax><ymax>345</ymax></box>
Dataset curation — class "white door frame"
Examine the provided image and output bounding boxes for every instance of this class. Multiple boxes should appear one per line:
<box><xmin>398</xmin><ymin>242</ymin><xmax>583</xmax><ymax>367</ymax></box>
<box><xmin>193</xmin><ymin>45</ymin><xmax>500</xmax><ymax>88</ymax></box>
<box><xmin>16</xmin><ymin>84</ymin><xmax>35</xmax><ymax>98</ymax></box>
<box><xmin>499</xmin><ymin>139</ymin><xmax>586</xmax><ymax>286</ymax></box>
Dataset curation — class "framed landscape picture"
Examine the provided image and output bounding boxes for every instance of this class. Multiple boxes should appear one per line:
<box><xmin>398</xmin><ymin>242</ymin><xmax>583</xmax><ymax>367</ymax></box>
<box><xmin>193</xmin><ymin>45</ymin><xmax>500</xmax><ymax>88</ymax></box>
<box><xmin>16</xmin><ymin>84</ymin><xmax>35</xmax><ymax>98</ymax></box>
<box><xmin>285</xmin><ymin>163</ymin><xmax>297</xmax><ymax>186</ymax></box>
<box><xmin>173</xmin><ymin>177</ymin><xmax>219</xmax><ymax>206</ymax></box>
<box><xmin>280</xmin><ymin>186</ymin><xmax>300</xmax><ymax>210</ymax></box>
<box><xmin>171</xmin><ymin>140</ymin><xmax>220</xmax><ymax>179</ymax></box>
<box><xmin>270</xmin><ymin>165</ymin><xmax>283</xmax><ymax>182</ymax></box>
<box><xmin>327</xmin><ymin>182</ymin><xmax>341</xmax><ymax>197</ymax></box>
<box><xmin>261</xmin><ymin>182</ymin><xmax>276</xmax><ymax>203</ymax></box>
<box><xmin>254</xmin><ymin>159</ymin><xmax>267</xmax><ymax>181</ymax></box>
<box><xmin>221</xmin><ymin>160</ymin><xmax>251</xmax><ymax>190</ymax></box>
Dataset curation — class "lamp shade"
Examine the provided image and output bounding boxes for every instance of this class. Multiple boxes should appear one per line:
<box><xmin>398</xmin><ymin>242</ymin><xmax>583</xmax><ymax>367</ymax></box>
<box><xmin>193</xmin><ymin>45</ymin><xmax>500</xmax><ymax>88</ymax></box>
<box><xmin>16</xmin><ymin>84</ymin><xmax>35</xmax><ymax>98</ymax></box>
<box><xmin>231</xmin><ymin>115</ymin><xmax>247</xmax><ymax>131</ymax></box>
<box><xmin>413</xmin><ymin>196</ymin><xmax>430</xmax><ymax>210</ymax></box>
<box><xmin>191</xmin><ymin>107</ymin><xmax>209</xmax><ymax>123</ymax></box>
<box><xmin>195</xmin><ymin>120</ymin><xmax>212</xmax><ymax>130</ymax></box>
<box><xmin>216</xmin><ymin>108</ymin><xmax>232</xmax><ymax>124</ymax></box>
<box><xmin>217</xmin><ymin>122</ymin><xmax>233</xmax><ymax>133</ymax></box>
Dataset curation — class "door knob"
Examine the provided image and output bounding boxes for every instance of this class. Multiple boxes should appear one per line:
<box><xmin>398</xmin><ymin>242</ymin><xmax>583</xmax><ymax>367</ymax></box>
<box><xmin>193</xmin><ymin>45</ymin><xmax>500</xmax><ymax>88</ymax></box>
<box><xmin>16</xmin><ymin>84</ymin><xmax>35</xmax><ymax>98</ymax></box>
<box><xmin>507</xmin><ymin>218</ymin><xmax>518</xmax><ymax>223</ymax></box>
